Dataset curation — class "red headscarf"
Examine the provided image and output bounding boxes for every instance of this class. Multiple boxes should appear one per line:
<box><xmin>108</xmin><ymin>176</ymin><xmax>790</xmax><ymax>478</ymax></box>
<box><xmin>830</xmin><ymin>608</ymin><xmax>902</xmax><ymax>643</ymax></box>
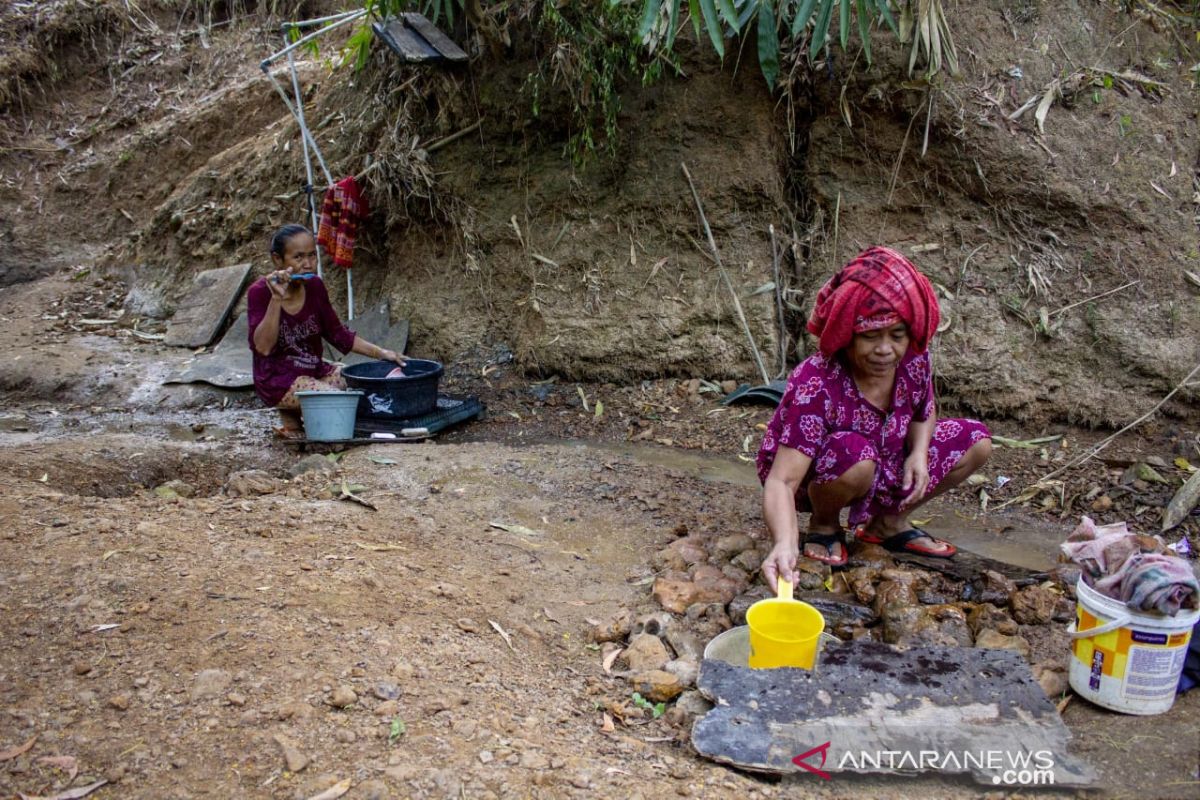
<box><xmin>806</xmin><ymin>246</ymin><xmax>940</xmax><ymax>357</ymax></box>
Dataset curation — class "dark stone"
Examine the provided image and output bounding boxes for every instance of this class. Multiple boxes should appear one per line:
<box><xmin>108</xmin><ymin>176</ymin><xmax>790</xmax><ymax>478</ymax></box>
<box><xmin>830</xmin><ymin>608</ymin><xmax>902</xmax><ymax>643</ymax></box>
<box><xmin>728</xmin><ymin>586</ymin><xmax>771</xmax><ymax>626</ymax></box>
<box><xmin>693</xmin><ymin>641</ymin><xmax>1095</xmax><ymax>786</ymax></box>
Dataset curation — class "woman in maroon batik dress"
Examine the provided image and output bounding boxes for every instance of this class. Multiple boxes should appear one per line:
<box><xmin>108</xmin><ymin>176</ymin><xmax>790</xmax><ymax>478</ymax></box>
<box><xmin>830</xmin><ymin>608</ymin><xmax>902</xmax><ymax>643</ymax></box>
<box><xmin>247</xmin><ymin>224</ymin><xmax>405</xmax><ymax>438</ymax></box>
<box><xmin>757</xmin><ymin>247</ymin><xmax>992</xmax><ymax>586</ymax></box>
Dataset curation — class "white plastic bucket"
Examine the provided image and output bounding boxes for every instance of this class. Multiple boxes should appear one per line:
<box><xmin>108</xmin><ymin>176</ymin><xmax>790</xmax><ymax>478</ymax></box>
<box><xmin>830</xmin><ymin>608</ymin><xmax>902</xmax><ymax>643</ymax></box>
<box><xmin>1068</xmin><ymin>578</ymin><xmax>1199</xmax><ymax>715</ymax></box>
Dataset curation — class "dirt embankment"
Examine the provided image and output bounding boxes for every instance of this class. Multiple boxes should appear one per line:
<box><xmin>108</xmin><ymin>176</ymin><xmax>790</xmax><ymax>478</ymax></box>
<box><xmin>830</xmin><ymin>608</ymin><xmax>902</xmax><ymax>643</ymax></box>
<box><xmin>1</xmin><ymin>1</ymin><xmax>1197</xmax><ymax>426</ymax></box>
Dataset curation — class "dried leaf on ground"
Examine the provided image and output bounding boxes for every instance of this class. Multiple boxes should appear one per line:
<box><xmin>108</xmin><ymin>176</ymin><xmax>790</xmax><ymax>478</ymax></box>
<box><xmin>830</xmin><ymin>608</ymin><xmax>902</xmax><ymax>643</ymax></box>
<box><xmin>305</xmin><ymin>779</ymin><xmax>352</xmax><ymax>800</ymax></box>
<box><xmin>489</xmin><ymin>620</ymin><xmax>515</xmax><ymax>651</ymax></box>
<box><xmin>336</xmin><ymin>480</ymin><xmax>376</xmax><ymax>510</ymax></box>
<box><xmin>19</xmin><ymin>780</ymin><xmax>107</xmax><ymax>800</ymax></box>
<box><xmin>353</xmin><ymin>541</ymin><xmax>404</xmax><ymax>551</ymax></box>
<box><xmin>1034</xmin><ymin>81</ymin><xmax>1058</xmax><ymax>132</ymax></box>
<box><xmin>488</xmin><ymin>521</ymin><xmax>543</xmax><ymax>537</ymax></box>
<box><xmin>0</xmin><ymin>735</ymin><xmax>37</xmax><ymax>761</ymax></box>
<box><xmin>602</xmin><ymin>648</ymin><xmax>623</xmax><ymax>674</ymax></box>
<box><xmin>1163</xmin><ymin>470</ymin><xmax>1200</xmax><ymax>532</ymax></box>
<box><xmin>992</xmin><ymin>434</ymin><xmax>1063</xmax><ymax>448</ymax></box>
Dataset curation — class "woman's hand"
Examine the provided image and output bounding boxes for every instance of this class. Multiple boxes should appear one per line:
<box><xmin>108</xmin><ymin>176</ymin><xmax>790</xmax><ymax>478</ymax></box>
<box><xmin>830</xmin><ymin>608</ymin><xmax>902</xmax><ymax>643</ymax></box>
<box><xmin>379</xmin><ymin>349</ymin><xmax>406</xmax><ymax>366</ymax></box>
<box><xmin>901</xmin><ymin>450</ymin><xmax>930</xmax><ymax>509</ymax></box>
<box><xmin>267</xmin><ymin>270</ymin><xmax>291</xmax><ymax>300</ymax></box>
<box><xmin>761</xmin><ymin>541</ymin><xmax>799</xmax><ymax>595</ymax></box>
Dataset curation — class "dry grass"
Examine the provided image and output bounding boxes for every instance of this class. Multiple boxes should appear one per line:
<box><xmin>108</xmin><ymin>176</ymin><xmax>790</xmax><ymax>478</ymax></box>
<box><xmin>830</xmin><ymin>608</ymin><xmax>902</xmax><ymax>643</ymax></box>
<box><xmin>0</xmin><ymin>0</ymin><xmax>315</xmax><ymax>113</ymax></box>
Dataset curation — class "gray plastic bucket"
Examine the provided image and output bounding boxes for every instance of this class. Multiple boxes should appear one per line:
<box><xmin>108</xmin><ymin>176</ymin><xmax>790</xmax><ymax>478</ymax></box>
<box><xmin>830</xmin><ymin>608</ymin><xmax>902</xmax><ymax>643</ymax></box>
<box><xmin>295</xmin><ymin>390</ymin><xmax>363</xmax><ymax>441</ymax></box>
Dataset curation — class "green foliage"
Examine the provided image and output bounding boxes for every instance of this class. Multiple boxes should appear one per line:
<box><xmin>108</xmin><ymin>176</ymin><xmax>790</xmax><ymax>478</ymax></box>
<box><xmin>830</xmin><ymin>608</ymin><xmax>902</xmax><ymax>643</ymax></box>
<box><xmin>388</xmin><ymin>717</ymin><xmax>406</xmax><ymax>744</ymax></box>
<box><xmin>631</xmin><ymin>692</ymin><xmax>666</xmax><ymax>718</ymax></box>
<box><xmin>636</xmin><ymin>0</ymin><xmax>957</xmax><ymax>88</ymax></box>
<box><xmin>526</xmin><ymin>0</ymin><xmax>659</xmax><ymax>161</ymax></box>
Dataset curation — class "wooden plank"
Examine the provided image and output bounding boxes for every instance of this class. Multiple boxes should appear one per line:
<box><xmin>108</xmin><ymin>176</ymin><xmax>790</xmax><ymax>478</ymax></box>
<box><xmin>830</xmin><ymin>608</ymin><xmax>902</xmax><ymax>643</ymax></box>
<box><xmin>372</xmin><ymin>20</ymin><xmax>441</xmax><ymax>63</ymax></box>
<box><xmin>164</xmin><ymin>263</ymin><xmax>251</xmax><ymax>348</ymax></box>
<box><xmin>402</xmin><ymin>13</ymin><xmax>468</xmax><ymax>61</ymax></box>
<box><xmin>693</xmin><ymin>640</ymin><xmax>1095</xmax><ymax>786</ymax></box>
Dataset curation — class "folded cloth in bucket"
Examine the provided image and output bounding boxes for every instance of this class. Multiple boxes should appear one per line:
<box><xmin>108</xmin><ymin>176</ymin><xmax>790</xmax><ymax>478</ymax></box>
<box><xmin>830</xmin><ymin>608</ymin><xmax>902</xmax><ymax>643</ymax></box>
<box><xmin>1062</xmin><ymin>516</ymin><xmax>1199</xmax><ymax>616</ymax></box>
<box><xmin>1094</xmin><ymin>552</ymin><xmax>1200</xmax><ymax>616</ymax></box>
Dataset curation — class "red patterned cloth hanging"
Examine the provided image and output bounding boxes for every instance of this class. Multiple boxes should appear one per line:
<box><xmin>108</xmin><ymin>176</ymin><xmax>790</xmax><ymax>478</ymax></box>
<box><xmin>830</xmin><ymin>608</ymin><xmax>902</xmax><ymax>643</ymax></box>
<box><xmin>316</xmin><ymin>176</ymin><xmax>369</xmax><ymax>269</ymax></box>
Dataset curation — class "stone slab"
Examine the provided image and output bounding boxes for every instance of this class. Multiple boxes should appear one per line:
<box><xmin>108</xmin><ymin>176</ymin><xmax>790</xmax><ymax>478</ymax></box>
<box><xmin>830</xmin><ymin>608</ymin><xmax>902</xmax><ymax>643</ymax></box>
<box><xmin>164</xmin><ymin>311</ymin><xmax>252</xmax><ymax>389</ymax></box>
<box><xmin>164</xmin><ymin>263</ymin><xmax>252</xmax><ymax>348</ymax></box>
<box><xmin>338</xmin><ymin>303</ymin><xmax>409</xmax><ymax>366</ymax></box>
<box><xmin>692</xmin><ymin>640</ymin><xmax>1094</xmax><ymax>787</ymax></box>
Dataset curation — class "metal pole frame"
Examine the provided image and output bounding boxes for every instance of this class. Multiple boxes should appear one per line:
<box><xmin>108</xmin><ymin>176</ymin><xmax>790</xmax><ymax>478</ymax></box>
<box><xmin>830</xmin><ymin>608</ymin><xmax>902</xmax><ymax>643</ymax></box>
<box><xmin>260</xmin><ymin>8</ymin><xmax>369</xmax><ymax>320</ymax></box>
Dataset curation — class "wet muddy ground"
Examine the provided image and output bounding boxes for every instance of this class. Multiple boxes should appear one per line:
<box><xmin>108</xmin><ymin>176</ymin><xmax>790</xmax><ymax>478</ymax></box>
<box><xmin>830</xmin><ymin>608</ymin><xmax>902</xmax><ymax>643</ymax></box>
<box><xmin>2</xmin><ymin>279</ymin><xmax>1200</xmax><ymax>799</ymax></box>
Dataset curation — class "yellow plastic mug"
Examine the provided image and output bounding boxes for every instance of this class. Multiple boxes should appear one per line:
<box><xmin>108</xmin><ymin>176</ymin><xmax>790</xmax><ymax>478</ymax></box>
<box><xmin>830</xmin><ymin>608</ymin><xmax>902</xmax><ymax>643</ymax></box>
<box><xmin>747</xmin><ymin>577</ymin><xmax>826</xmax><ymax>670</ymax></box>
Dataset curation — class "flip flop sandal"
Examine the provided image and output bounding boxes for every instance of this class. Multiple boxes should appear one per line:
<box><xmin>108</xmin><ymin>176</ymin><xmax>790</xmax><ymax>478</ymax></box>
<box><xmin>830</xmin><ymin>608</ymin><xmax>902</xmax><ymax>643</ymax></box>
<box><xmin>858</xmin><ymin>527</ymin><xmax>957</xmax><ymax>559</ymax></box>
<box><xmin>802</xmin><ymin>530</ymin><xmax>849</xmax><ymax>568</ymax></box>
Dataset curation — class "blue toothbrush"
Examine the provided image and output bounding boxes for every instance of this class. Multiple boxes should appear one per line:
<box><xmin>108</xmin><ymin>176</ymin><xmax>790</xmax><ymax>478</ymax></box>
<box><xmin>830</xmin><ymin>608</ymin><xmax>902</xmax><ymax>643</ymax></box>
<box><xmin>272</xmin><ymin>272</ymin><xmax>317</xmax><ymax>284</ymax></box>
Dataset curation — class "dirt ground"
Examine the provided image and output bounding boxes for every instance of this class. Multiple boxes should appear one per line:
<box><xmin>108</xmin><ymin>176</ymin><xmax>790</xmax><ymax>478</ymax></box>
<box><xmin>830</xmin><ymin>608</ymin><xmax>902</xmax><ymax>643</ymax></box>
<box><xmin>2</xmin><ymin>2</ymin><xmax>1200</xmax><ymax>799</ymax></box>
<box><xmin>2</xmin><ymin>272</ymin><xmax>1200</xmax><ymax>800</ymax></box>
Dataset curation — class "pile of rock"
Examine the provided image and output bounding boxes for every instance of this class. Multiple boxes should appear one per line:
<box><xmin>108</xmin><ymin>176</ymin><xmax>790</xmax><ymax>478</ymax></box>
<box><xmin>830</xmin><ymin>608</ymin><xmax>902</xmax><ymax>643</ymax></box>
<box><xmin>592</xmin><ymin>528</ymin><xmax>1078</xmax><ymax>726</ymax></box>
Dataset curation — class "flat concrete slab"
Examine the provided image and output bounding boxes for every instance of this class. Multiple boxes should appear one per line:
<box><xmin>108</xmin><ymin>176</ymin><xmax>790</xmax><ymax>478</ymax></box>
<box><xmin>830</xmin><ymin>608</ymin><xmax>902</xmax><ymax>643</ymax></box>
<box><xmin>164</xmin><ymin>263</ymin><xmax>252</xmax><ymax>348</ymax></box>
<box><xmin>693</xmin><ymin>640</ymin><xmax>1094</xmax><ymax>787</ymax></box>
<box><xmin>164</xmin><ymin>311</ymin><xmax>252</xmax><ymax>389</ymax></box>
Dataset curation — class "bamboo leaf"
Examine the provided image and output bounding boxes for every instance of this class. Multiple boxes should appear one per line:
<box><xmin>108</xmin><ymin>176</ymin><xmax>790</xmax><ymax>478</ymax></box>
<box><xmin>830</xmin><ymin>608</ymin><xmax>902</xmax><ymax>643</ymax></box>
<box><xmin>857</xmin><ymin>0</ymin><xmax>872</xmax><ymax>62</ymax></box>
<box><xmin>737</xmin><ymin>0</ymin><xmax>756</xmax><ymax>29</ymax></box>
<box><xmin>717</xmin><ymin>0</ymin><xmax>739</xmax><ymax>29</ymax></box>
<box><xmin>1034</xmin><ymin>82</ymin><xmax>1057</xmax><ymax>133</ymax></box>
<box><xmin>810</xmin><ymin>0</ymin><xmax>835</xmax><ymax>59</ymax></box>
<box><xmin>758</xmin><ymin>0</ymin><xmax>780</xmax><ymax>87</ymax></box>
<box><xmin>666</xmin><ymin>0</ymin><xmax>681</xmax><ymax>50</ymax></box>
<box><xmin>937</xmin><ymin>4</ymin><xmax>958</xmax><ymax>75</ymax></box>
<box><xmin>791</xmin><ymin>0</ymin><xmax>818</xmax><ymax>36</ymax></box>
<box><xmin>839</xmin><ymin>0</ymin><xmax>850</xmax><ymax>50</ymax></box>
<box><xmin>899</xmin><ymin>0</ymin><xmax>913</xmax><ymax>42</ymax></box>
<box><xmin>874</xmin><ymin>0</ymin><xmax>898</xmax><ymax>34</ymax></box>
<box><xmin>689</xmin><ymin>0</ymin><xmax>703</xmax><ymax>40</ymax></box>
<box><xmin>700</xmin><ymin>0</ymin><xmax>726</xmax><ymax>57</ymax></box>
<box><xmin>639</xmin><ymin>0</ymin><xmax>663</xmax><ymax>40</ymax></box>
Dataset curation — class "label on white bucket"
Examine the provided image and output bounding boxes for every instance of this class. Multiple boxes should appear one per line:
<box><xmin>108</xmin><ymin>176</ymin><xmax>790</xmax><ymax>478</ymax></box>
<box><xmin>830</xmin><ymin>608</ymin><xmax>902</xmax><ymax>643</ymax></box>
<box><xmin>1124</xmin><ymin>645</ymin><xmax>1188</xmax><ymax>699</ymax></box>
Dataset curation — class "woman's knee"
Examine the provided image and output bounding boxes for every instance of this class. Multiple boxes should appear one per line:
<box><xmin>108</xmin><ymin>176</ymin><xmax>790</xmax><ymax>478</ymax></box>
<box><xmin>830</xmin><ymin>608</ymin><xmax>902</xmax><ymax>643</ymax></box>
<box><xmin>840</xmin><ymin>458</ymin><xmax>877</xmax><ymax>492</ymax></box>
<box><xmin>965</xmin><ymin>437</ymin><xmax>992</xmax><ymax>468</ymax></box>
